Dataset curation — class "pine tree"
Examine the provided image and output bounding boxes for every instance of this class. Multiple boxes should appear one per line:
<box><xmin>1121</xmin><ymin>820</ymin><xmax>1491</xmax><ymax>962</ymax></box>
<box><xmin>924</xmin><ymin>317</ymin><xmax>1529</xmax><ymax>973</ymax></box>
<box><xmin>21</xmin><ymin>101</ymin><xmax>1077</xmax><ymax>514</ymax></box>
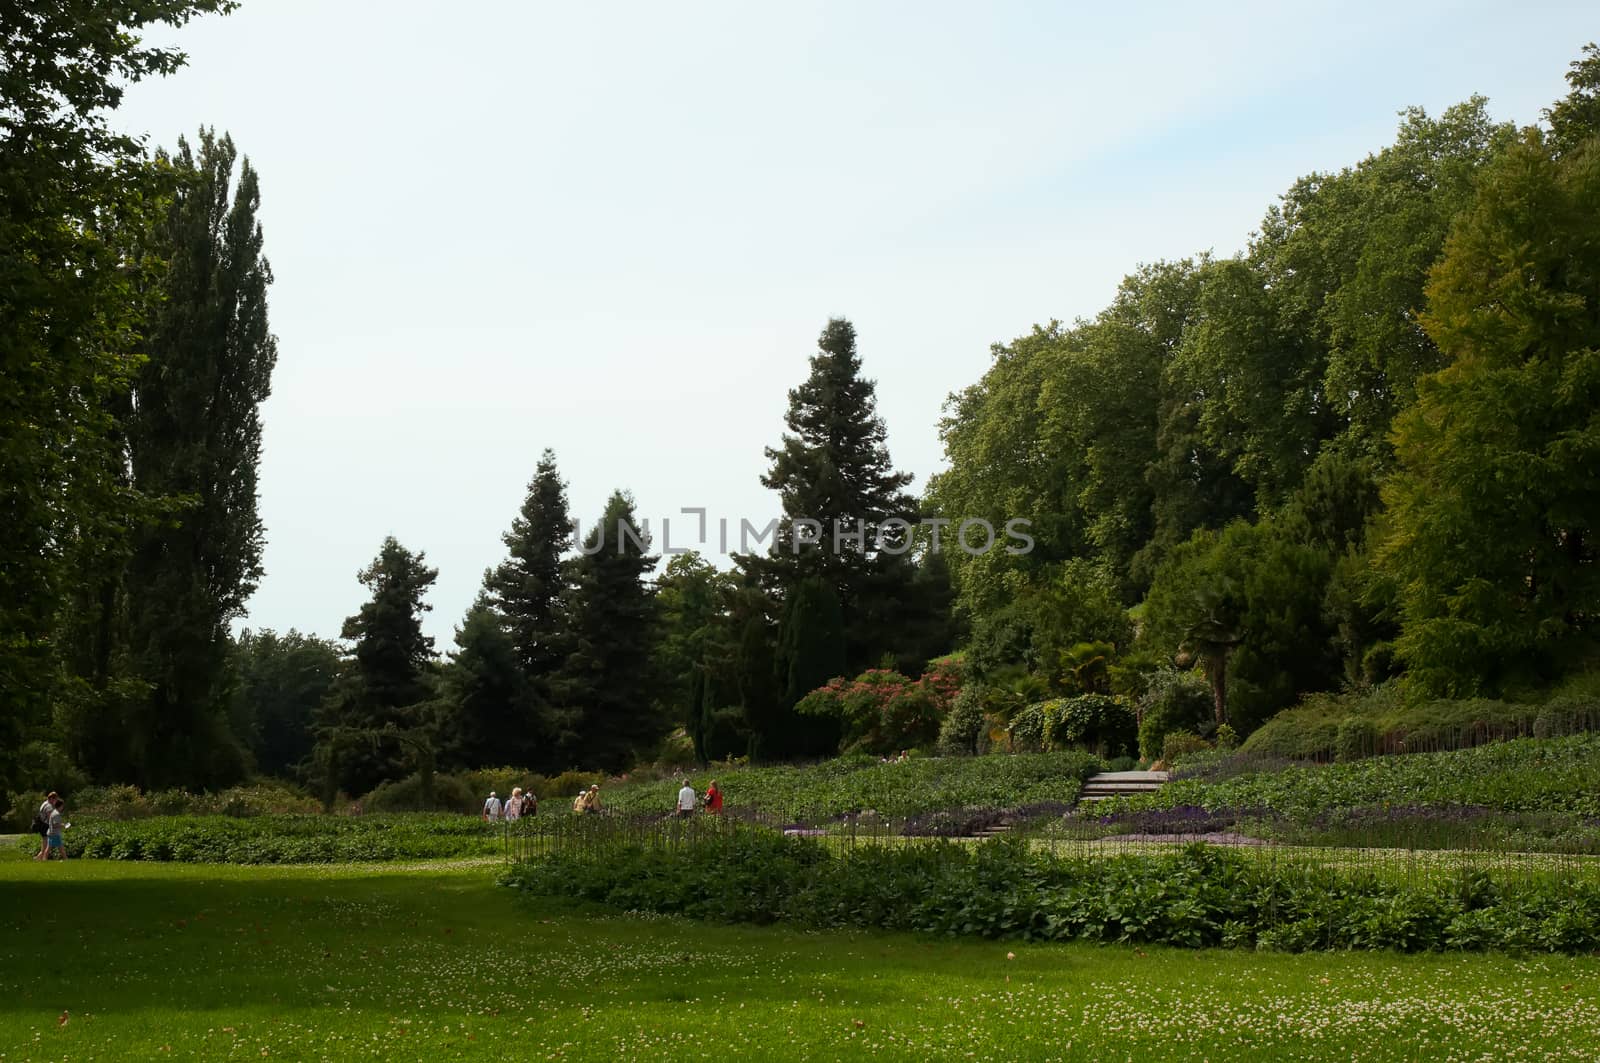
<box><xmin>561</xmin><ymin>492</ymin><xmax>663</xmax><ymax>772</ymax></box>
<box><xmin>316</xmin><ymin>537</ymin><xmax>438</xmax><ymax>797</ymax></box>
<box><xmin>231</xmin><ymin>629</ymin><xmax>339</xmax><ymax>779</ymax></box>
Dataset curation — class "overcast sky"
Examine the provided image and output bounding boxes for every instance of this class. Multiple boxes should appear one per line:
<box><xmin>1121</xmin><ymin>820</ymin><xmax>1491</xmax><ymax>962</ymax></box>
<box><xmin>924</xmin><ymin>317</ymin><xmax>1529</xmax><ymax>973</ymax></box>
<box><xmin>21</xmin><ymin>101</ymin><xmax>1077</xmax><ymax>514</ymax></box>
<box><xmin>114</xmin><ymin>1</ymin><xmax>1594</xmax><ymax>647</ymax></box>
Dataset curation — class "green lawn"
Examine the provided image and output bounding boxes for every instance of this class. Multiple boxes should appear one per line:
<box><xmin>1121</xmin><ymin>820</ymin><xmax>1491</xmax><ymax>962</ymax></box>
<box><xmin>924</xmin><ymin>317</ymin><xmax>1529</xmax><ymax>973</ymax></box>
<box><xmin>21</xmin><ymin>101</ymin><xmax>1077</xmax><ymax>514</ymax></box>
<box><xmin>3</xmin><ymin>853</ymin><xmax>1599</xmax><ymax>1061</ymax></box>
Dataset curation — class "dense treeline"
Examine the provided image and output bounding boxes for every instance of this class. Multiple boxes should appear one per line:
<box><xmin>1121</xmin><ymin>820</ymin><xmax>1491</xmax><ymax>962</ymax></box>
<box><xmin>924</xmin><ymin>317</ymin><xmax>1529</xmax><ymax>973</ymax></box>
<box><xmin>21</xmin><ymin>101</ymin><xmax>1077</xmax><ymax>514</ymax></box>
<box><xmin>3</xmin><ymin>2</ymin><xmax>1596</xmax><ymax>804</ymax></box>
<box><xmin>929</xmin><ymin>51</ymin><xmax>1600</xmax><ymax>744</ymax></box>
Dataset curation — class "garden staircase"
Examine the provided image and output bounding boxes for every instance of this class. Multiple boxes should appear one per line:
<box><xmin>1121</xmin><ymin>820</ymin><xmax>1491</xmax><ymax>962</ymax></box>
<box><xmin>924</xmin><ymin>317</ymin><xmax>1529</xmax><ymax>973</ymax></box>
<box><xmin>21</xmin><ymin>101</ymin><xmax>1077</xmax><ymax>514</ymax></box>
<box><xmin>1077</xmin><ymin>770</ymin><xmax>1170</xmax><ymax>804</ymax></box>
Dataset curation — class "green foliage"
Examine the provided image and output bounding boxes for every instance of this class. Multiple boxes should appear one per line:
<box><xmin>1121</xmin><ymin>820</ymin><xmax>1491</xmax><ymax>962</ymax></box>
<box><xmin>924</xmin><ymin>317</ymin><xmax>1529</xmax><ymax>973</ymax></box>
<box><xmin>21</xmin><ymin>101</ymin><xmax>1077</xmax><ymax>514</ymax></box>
<box><xmin>1008</xmin><ymin>695</ymin><xmax>1135</xmax><ymax>757</ymax></box>
<box><xmin>1160</xmin><ymin>731</ymin><xmax>1211</xmax><ymax>766</ymax></box>
<box><xmin>1382</xmin><ymin>129</ymin><xmax>1600</xmax><ymax>698</ymax></box>
<box><xmin>508</xmin><ymin>833</ymin><xmax>1600</xmax><ymax>953</ymax></box>
<box><xmin>601</xmin><ymin>751</ymin><xmax>1100</xmax><ymax>820</ymax></box>
<box><xmin>1136</xmin><ymin>668</ymin><xmax>1214</xmax><ymax>760</ymax></box>
<box><xmin>1239</xmin><ymin>684</ymin><xmax>1598</xmax><ymax>761</ymax></box>
<box><xmin>745</xmin><ymin>317</ymin><xmax>930</xmax><ymax>702</ymax></box>
<box><xmin>560</xmin><ymin>491</ymin><xmax>663</xmax><ymax>772</ymax></box>
<box><xmin>481</xmin><ymin>449</ymin><xmax>574</xmax><ymax>762</ymax></box>
<box><xmin>1126</xmin><ymin>733</ymin><xmax>1600</xmax><ymax>821</ymax></box>
<box><xmin>439</xmin><ymin>599</ymin><xmax>529</xmax><ymax>770</ymax></box>
<box><xmin>314</xmin><ymin>537</ymin><xmax>439</xmax><ymax>797</ymax></box>
<box><xmin>63</xmin><ymin>813</ymin><xmax>500</xmax><ymax>863</ymax></box>
<box><xmin>0</xmin><ymin>0</ymin><xmax>237</xmax><ymax>791</ymax></box>
<box><xmin>231</xmin><ymin>629</ymin><xmax>339</xmax><ymax>779</ymax></box>
<box><xmin>936</xmin><ymin>685</ymin><xmax>989</xmax><ymax>756</ymax></box>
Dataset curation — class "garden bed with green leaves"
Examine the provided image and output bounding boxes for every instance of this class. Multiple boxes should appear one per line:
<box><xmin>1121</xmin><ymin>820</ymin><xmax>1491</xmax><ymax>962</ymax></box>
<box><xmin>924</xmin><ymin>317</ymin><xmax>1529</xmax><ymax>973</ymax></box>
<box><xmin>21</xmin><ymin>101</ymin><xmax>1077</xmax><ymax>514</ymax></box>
<box><xmin>35</xmin><ymin>813</ymin><xmax>503</xmax><ymax>864</ymax></box>
<box><xmin>503</xmin><ymin>827</ymin><xmax>1600</xmax><ymax>953</ymax></box>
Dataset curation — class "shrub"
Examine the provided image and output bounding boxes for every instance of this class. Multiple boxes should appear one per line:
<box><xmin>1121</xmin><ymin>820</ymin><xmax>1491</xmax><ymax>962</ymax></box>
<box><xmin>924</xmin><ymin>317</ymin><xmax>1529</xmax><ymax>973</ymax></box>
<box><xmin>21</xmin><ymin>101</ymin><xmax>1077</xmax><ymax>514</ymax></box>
<box><xmin>504</xmin><ymin>831</ymin><xmax>1600</xmax><ymax>953</ymax></box>
<box><xmin>1160</xmin><ymin>731</ymin><xmax>1211</xmax><ymax>766</ymax></box>
<box><xmin>936</xmin><ymin>686</ymin><xmax>987</xmax><ymax>756</ymax></box>
<box><xmin>1214</xmin><ymin>723</ymin><xmax>1239</xmax><ymax>751</ymax></box>
<box><xmin>363</xmin><ymin>773</ymin><xmax>477</xmax><ymax>813</ymax></box>
<box><xmin>1335</xmin><ymin>717</ymin><xmax>1378</xmax><ymax>762</ymax></box>
<box><xmin>796</xmin><ymin>669</ymin><xmax>944</xmax><ymax>755</ymax></box>
<box><xmin>1137</xmin><ymin>669</ymin><xmax>1213</xmax><ymax>760</ymax></box>
<box><xmin>1052</xmin><ymin>694</ymin><xmax>1136</xmax><ymax>757</ymax></box>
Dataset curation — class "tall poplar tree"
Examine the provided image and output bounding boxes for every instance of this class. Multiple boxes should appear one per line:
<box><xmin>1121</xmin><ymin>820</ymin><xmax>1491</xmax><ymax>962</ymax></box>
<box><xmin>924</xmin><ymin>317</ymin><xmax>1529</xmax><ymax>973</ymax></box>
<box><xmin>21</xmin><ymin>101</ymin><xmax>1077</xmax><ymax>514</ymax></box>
<box><xmin>0</xmin><ymin>0</ymin><xmax>235</xmax><ymax>790</ymax></box>
<box><xmin>111</xmin><ymin>130</ymin><xmax>277</xmax><ymax>788</ymax></box>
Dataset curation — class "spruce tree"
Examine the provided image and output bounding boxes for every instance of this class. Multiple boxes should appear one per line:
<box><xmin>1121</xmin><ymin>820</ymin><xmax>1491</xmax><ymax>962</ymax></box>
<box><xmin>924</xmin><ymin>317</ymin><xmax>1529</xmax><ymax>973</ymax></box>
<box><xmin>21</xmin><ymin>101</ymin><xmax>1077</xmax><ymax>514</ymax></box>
<box><xmin>316</xmin><ymin>537</ymin><xmax>438</xmax><ymax>797</ymax></box>
<box><xmin>440</xmin><ymin>597</ymin><xmax>528</xmax><ymax>770</ymax></box>
<box><xmin>485</xmin><ymin>450</ymin><xmax>572</xmax><ymax>721</ymax></box>
<box><xmin>561</xmin><ymin>492</ymin><xmax>663</xmax><ymax>772</ymax></box>
<box><xmin>743</xmin><ymin>318</ymin><xmax>924</xmax><ymax>754</ymax></box>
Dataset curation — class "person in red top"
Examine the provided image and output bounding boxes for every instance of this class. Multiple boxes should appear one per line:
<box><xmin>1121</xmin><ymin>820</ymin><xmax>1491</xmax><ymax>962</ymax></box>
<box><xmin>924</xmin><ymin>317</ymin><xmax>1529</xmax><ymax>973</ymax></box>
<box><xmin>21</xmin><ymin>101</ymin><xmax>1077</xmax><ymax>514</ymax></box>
<box><xmin>704</xmin><ymin>780</ymin><xmax>724</xmax><ymax>815</ymax></box>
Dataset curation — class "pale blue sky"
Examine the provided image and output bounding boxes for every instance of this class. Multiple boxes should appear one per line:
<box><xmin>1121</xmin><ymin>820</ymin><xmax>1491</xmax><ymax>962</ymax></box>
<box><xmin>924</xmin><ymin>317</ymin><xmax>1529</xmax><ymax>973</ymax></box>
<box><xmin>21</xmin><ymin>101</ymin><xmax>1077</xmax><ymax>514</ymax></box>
<box><xmin>115</xmin><ymin>1</ymin><xmax>1595</xmax><ymax>646</ymax></box>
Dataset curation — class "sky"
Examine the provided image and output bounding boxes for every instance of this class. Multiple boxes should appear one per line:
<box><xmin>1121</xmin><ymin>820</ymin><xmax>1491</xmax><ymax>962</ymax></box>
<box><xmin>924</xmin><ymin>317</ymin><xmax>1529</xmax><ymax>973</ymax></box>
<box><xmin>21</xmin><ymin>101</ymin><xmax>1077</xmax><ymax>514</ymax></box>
<box><xmin>113</xmin><ymin>0</ymin><xmax>1595</xmax><ymax>646</ymax></box>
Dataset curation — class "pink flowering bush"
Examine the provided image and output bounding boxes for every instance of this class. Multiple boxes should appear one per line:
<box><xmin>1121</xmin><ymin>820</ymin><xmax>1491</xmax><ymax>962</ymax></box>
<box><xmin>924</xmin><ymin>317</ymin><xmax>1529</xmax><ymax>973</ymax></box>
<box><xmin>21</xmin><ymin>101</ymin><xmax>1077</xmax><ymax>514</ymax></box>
<box><xmin>796</xmin><ymin>660</ymin><xmax>964</xmax><ymax>755</ymax></box>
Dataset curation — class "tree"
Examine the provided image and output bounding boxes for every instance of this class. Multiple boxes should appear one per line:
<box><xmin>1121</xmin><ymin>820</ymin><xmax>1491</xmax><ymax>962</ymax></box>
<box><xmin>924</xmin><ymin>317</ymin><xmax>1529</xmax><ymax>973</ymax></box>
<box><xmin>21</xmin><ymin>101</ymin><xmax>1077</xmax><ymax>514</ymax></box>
<box><xmin>0</xmin><ymin>0</ymin><xmax>235</xmax><ymax>789</ymax></box>
<box><xmin>1545</xmin><ymin>42</ymin><xmax>1600</xmax><ymax>158</ymax></box>
<box><xmin>232</xmin><ymin>629</ymin><xmax>339</xmax><ymax>779</ymax></box>
<box><xmin>485</xmin><ymin>449</ymin><xmax>572</xmax><ymax>717</ymax></box>
<box><xmin>747</xmin><ymin>319</ymin><xmax>922</xmax><ymax>682</ymax></box>
<box><xmin>315</xmin><ymin>537</ymin><xmax>438</xmax><ymax>797</ymax></box>
<box><xmin>439</xmin><ymin>598</ymin><xmax>527</xmax><ymax>770</ymax></box>
<box><xmin>561</xmin><ymin>492</ymin><xmax>662</xmax><ymax>772</ymax></box>
<box><xmin>106</xmin><ymin>130</ymin><xmax>277</xmax><ymax>789</ymax></box>
<box><xmin>654</xmin><ymin>552</ymin><xmax>740</xmax><ymax>763</ymax></box>
<box><xmin>1381</xmin><ymin>129</ymin><xmax>1600</xmax><ymax>697</ymax></box>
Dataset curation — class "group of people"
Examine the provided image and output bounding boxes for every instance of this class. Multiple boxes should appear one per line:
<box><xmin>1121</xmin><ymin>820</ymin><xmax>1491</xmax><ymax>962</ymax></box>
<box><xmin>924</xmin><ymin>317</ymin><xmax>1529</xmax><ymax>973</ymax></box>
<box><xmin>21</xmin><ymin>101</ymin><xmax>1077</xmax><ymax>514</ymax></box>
<box><xmin>481</xmin><ymin>779</ymin><xmax>725</xmax><ymax>821</ymax></box>
<box><xmin>674</xmin><ymin>779</ymin><xmax>723</xmax><ymax>817</ymax></box>
<box><xmin>31</xmin><ymin>791</ymin><xmax>67</xmax><ymax>860</ymax></box>
<box><xmin>481</xmin><ymin>787</ymin><xmax>538</xmax><ymax>822</ymax></box>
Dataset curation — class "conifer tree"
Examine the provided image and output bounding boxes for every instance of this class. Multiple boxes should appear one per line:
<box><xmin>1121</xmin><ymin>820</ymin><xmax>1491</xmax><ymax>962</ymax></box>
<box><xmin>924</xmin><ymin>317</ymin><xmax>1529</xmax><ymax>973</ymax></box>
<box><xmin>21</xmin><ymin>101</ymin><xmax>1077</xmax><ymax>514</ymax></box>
<box><xmin>316</xmin><ymin>538</ymin><xmax>438</xmax><ymax>797</ymax></box>
<box><xmin>485</xmin><ymin>450</ymin><xmax>572</xmax><ymax>726</ymax></box>
<box><xmin>561</xmin><ymin>492</ymin><xmax>663</xmax><ymax>772</ymax></box>
<box><xmin>440</xmin><ymin>598</ymin><xmax>528</xmax><ymax>770</ymax></box>
<box><xmin>743</xmin><ymin>318</ymin><xmax>926</xmax><ymax>754</ymax></box>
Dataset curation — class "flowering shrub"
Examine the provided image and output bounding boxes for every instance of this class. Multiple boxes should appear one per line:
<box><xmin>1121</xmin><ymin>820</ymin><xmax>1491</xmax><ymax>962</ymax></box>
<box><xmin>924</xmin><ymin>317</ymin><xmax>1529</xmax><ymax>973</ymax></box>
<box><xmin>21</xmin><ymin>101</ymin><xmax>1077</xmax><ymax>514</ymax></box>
<box><xmin>797</xmin><ymin>665</ymin><xmax>959</xmax><ymax>755</ymax></box>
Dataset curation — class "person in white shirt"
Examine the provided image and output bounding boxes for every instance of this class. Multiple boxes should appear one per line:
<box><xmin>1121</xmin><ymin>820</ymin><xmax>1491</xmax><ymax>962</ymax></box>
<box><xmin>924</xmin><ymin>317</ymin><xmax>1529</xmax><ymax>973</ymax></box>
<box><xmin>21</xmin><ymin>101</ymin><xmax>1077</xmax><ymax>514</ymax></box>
<box><xmin>675</xmin><ymin>781</ymin><xmax>697</xmax><ymax>818</ymax></box>
<box><xmin>482</xmin><ymin>792</ymin><xmax>502</xmax><ymax>822</ymax></box>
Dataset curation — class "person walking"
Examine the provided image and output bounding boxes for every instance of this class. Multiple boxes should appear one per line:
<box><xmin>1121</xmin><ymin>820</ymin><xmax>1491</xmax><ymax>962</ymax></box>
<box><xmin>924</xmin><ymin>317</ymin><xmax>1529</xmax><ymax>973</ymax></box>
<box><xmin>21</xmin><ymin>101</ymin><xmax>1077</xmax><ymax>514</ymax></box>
<box><xmin>704</xmin><ymin>779</ymin><xmax>724</xmax><ymax>815</ymax></box>
<box><xmin>482</xmin><ymin>791</ymin><xmax>502</xmax><ymax>822</ymax></box>
<box><xmin>675</xmin><ymin>779</ymin><xmax>697</xmax><ymax>818</ymax></box>
<box><xmin>505</xmin><ymin>787</ymin><xmax>523</xmax><ymax>822</ymax></box>
<box><xmin>45</xmin><ymin>797</ymin><xmax>67</xmax><ymax>861</ymax></box>
<box><xmin>580</xmin><ymin>784</ymin><xmax>602</xmax><ymax>814</ymax></box>
<box><xmin>521</xmin><ymin>789</ymin><xmax>537</xmax><ymax>817</ymax></box>
<box><xmin>32</xmin><ymin>792</ymin><xmax>57</xmax><ymax>861</ymax></box>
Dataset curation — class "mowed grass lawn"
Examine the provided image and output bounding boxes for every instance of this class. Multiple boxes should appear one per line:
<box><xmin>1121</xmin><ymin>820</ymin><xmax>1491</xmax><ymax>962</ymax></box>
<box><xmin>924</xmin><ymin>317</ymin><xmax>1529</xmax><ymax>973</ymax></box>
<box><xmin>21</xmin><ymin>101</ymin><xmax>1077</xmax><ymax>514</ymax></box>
<box><xmin>3</xmin><ymin>848</ymin><xmax>1600</xmax><ymax>1061</ymax></box>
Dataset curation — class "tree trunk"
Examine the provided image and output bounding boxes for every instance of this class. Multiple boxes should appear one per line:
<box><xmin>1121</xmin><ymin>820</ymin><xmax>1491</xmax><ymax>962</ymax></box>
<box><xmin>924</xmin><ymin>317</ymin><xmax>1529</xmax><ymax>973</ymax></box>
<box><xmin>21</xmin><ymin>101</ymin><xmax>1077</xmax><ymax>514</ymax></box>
<box><xmin>1205</xmin><ymin>651</ymin><xmax>1228</xmax><ymax>726</ymax></box>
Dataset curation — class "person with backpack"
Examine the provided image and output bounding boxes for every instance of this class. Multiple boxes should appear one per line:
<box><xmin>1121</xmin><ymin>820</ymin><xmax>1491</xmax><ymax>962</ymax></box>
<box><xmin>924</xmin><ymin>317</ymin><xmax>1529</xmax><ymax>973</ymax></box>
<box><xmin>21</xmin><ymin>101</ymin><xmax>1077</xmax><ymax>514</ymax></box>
<box><xmin>32</xmin><ymin>792</ymin><xmax>57</xmax><ymax>861</ymax></box>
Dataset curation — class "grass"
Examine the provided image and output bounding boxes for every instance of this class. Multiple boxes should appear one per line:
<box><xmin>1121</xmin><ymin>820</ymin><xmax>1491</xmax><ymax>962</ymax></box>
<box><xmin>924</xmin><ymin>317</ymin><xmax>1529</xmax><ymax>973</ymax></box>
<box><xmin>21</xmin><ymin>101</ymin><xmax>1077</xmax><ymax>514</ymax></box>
<box><xmin>3</xmin><ymin>852</ymin><xmax>1600</xmax><ymax>1060</ymax></box>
